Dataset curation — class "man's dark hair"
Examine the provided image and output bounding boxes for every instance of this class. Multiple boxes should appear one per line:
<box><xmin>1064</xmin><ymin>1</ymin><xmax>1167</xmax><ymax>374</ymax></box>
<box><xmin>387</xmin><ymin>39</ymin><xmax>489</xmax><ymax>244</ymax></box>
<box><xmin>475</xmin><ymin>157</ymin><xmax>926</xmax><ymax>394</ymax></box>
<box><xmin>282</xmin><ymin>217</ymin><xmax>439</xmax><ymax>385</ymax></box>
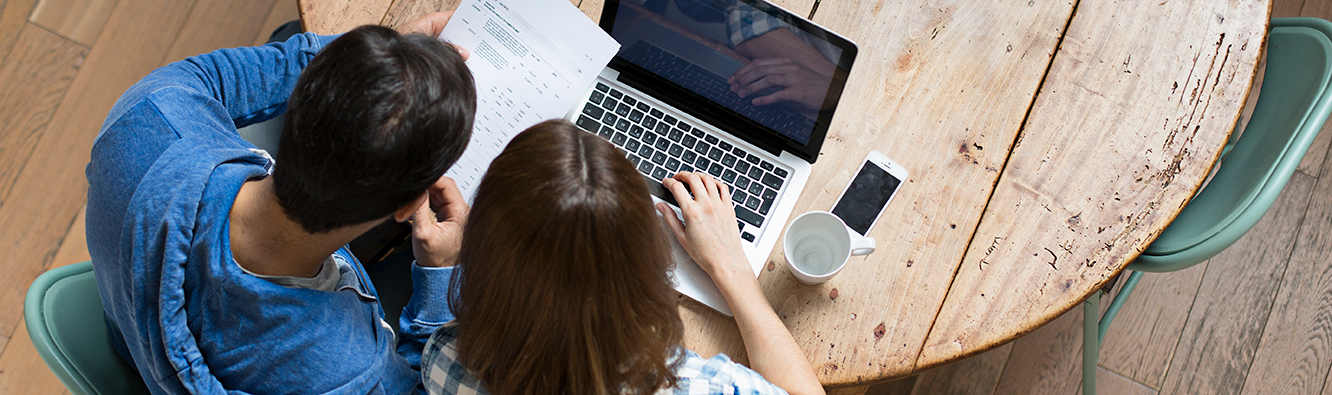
<box><xmin>276</xmin><ymin>25</ymin><xmax>475</xmax><ymax>233</ymax></box>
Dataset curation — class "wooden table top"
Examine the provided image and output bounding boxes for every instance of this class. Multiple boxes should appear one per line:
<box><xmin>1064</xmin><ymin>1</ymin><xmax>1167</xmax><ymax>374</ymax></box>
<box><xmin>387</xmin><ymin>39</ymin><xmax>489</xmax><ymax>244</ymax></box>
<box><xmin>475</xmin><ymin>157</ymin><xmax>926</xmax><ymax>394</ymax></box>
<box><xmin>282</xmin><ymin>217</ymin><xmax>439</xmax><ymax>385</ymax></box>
<box><xmin>300</xmin><ymin>0</ymin><xmax>1272</xmax><ymax>387</ymax></box>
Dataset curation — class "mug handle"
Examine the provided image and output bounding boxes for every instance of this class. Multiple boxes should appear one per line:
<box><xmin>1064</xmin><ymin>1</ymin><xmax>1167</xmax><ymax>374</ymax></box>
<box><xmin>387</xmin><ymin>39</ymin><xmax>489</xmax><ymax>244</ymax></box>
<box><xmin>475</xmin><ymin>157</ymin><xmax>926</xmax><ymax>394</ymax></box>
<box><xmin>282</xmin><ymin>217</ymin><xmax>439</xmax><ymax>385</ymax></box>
<box><xmin>850</xmin><ymin>235</ymin><xmax>876</xmax><ymax>256</ymax></box>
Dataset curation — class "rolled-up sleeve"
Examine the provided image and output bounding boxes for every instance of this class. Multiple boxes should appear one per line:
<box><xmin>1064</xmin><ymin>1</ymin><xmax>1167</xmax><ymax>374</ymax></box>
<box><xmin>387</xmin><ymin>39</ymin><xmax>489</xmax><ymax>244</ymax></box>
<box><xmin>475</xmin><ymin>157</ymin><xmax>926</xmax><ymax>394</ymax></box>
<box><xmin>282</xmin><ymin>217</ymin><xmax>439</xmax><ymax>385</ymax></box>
<box><xmin>396</xmin><ymin>263</ymin><xmax>458</xmax><ymax>370</ymax></box>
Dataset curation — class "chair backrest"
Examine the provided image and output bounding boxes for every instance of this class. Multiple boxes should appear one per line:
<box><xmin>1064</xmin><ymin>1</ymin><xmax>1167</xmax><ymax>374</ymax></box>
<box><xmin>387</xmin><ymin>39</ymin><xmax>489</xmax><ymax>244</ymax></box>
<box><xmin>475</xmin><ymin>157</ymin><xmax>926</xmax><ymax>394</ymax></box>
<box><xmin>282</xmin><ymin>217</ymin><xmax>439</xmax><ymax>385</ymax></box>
<box><xmin>1134</xmin><ymin>17</ymin><xmax>1332</xmax><ymax>272</ymax></box>
<box><xmin>24</xmin><ymin>261</ymin><xmax>151</xmax><ymax>395</ymax></box>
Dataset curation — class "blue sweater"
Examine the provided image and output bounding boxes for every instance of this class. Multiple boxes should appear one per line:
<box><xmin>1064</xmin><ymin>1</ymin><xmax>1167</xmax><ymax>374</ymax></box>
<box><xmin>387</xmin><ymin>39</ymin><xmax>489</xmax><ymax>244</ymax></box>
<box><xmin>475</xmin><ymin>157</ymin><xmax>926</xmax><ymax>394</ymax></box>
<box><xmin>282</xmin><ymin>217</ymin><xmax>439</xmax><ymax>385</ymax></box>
<box><xmin>85</xmin><ymin>32</ymin><xmax>456</xmax><ymax>395</ymax></box>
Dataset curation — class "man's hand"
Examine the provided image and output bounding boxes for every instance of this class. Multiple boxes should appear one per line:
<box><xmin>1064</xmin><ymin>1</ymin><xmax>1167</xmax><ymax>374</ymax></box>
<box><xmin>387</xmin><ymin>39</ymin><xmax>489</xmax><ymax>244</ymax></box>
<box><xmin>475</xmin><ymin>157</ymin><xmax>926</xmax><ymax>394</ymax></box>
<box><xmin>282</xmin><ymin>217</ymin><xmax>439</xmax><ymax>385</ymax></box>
<box><xmin>396</xmin><ymin>11</ymin><xmax>471</xmax><ymax>60</ymax></box>
<box><xmin>410</xmin><ymin>176</ymin><xmax>469</xmax><ymax>267</ymax></box>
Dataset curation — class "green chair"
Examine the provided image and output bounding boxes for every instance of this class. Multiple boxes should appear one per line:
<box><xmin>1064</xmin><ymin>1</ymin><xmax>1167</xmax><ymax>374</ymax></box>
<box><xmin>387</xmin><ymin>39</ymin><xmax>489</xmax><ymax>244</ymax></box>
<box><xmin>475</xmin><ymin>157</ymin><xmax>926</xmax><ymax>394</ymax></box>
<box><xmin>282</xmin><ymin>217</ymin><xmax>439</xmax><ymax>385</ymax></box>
<box><xmin>1082</xmin><ymin>17</ymin><xmax>1332</xmax><ymax>395</ymax></box>
<box><xmin>25</xmin><ymin>261</ymin><xmax>151</xmax><ymax>395</ymax></box>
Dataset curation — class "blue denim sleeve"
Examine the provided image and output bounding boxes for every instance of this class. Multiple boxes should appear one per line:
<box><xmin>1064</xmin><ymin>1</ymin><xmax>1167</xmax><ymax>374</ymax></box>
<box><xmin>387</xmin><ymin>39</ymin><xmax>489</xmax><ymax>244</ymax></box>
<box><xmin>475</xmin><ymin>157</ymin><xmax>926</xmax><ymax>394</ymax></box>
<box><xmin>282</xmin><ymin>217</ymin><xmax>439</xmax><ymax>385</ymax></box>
<box><xmin>397</xmin><ymin>263</ymin><xmax>458</xmax><ymax>370</ymax></box>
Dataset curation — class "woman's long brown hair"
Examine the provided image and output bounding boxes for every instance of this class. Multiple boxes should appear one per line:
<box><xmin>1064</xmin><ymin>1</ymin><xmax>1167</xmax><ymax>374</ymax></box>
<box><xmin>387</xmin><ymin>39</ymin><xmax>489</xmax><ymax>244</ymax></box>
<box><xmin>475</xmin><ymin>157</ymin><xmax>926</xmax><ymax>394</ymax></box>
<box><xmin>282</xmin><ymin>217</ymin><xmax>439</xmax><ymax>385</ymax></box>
<box><xmin>450</xmin><ymin>119</ymin><xmax>683</xmax><ymax>394</ymax></box>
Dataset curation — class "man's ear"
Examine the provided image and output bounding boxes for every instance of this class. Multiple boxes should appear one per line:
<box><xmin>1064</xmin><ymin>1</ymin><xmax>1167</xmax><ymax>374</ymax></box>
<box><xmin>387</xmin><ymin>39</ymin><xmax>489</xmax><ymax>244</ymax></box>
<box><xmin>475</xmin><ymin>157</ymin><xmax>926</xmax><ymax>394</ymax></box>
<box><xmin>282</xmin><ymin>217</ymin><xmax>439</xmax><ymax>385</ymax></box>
<box><xmin>394</xmin><ymin>191</ymin><xmax>429</xmax><ymax>223</ymax></box>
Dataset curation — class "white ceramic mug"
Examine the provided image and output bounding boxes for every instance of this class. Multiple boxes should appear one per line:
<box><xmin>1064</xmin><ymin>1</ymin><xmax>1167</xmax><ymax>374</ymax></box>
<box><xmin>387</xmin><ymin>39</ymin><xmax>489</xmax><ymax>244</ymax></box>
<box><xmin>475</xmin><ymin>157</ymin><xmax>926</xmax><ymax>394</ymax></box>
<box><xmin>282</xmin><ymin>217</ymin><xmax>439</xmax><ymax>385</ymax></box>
<box><xmin>783</xmin><ymin>211</ymin><xmax>876</xmax><ymax>285</ymax></box>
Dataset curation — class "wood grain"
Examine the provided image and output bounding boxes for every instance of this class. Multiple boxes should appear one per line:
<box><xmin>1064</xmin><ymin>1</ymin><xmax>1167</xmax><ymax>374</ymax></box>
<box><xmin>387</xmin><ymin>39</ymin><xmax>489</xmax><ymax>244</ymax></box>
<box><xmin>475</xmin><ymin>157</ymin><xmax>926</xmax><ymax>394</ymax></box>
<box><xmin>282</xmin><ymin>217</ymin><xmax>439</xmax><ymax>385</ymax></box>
<box><xmin>680</xmin><ymin>0</ymin><xmax>1077</xmax><ymax>385</ymax></box>
<box><xmin>48</xmin><ymin>206</ymin><xmax>89</xmax><ymax>270</ymax></box>
<box><xmin>253</xmin><ymin>0</ymin><xmax>303</xmax><ymax>46</ymax></box>
<box><xmin>575</xmin><ymin>0</ymin><xmax>601</xmax><ymax>23</ymax></box>
<box><xmin>1273</xmin><ymin>0</ymin><xmax>1306</xmax><ymax>17</ymax></box>
<box><xmin>299</xmin><ymin>0</ymin><xmax>392</xmax><ymax>35</ymax></box>
<box><xmin>862</xmin><ymin>376</ymin><xmax>914</xmax><ymax>395</ymax></box>
<box><xmin>766</xmin><ymin>0</ymin><xmax>815</xmax><ymax>20</ymax></box>
<box><xmin>1240</xmin><ymin>155</ymin><xmax>1332</xmax><ymax>395</ymax></box>
<box><xmin>1097</xmin><ymin>262</ymin><xmax>1208</xmax><ymax>389</ymax></box>
<box><xmin>0</xmin><ymin>0</ymin><xmax>39</xmax><ymax>63</ymax></box>
<box><xmin>0</xmin><ymin>23</ymin><xmax>87</xmax><ymax>340</ymax></box>
<box><xmin>1159</xmin><ymin>172</ymin><xmax>1315</xmax><ymax>394</ymax></box>
<box><xmin>0</xmin><ymin>0</ymin><xmax>197</xmax><ymax>343</ymax></box>
<box><xmin>1088</xmin><ymin>367</ymin><xmax>1156</xmax><ymax>395</ymax></box>
<box><xmin>908</xmin><ymin>343</ymin><xmax>1012</xmax><ymax>395</ymax></box>
<box><xmin>0</xmin><ymin>320</ymin><xmax>68</xmax><ymax>395</ymax></box>
<box><xmin>28</xmin><ymin>0</ymin><xmax>117</xmax><ymax>46</ymax></box>
<box><xmin>991</xmin><ymin>300</ymin><xmax>1084</xmax><ymax>394</ymax></box>
<box><xmin>1295</xmin><ymin>113</ymin><xmax>1332</xmax><ymax>178</ymax></box>
<box><xmin>922</xmin><ymin>0</ymin><xmax>1269</xmax><ymax>369</ymax></box>
<box><xmin>161</xmin><ymin>0</ymin><xmax>278</xmax><ymax>65</ymax></box>
<box><xmin>1300</xmin><ymin>0</ymin><xmax>1332</xmax><ymax>23</ymax></box>
<box><xmin>382</xmin><ymin>0</ymin><xmax>463</xmax><ymax>31</ymax></box>
<box><xmin>0</xmin><ymin>23</ymin><xmax>87</xmax><ymax>216</ymax></box>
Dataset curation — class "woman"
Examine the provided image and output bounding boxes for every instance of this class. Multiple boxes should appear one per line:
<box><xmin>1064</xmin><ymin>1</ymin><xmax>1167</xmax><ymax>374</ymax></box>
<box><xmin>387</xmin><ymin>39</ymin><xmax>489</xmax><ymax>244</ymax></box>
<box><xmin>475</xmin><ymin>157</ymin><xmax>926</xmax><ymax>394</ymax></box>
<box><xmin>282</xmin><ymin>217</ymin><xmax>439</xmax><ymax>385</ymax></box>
<box><xmin>419</xmin><ymin>119</ymin><xmax>823</xmax><ymax>395</ymax></box>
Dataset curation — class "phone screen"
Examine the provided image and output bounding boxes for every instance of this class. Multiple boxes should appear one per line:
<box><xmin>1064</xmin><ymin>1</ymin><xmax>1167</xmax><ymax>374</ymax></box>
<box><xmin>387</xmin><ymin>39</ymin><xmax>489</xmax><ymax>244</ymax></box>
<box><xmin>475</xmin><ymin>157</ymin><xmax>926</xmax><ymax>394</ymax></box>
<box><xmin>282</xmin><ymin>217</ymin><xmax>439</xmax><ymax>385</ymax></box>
<box><xmin>831</xmin><ymin>161</ymin><xmax>902</xmax><ymax>235</ymax></box>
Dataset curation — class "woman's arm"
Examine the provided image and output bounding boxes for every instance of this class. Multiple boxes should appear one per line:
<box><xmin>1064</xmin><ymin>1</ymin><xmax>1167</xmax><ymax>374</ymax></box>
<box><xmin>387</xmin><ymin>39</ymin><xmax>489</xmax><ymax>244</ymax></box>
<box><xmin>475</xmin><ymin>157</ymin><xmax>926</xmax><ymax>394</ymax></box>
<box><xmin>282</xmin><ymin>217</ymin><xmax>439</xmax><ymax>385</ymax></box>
<box><xmin>657</xmin><ymin>172</ymin><xmax>825</xmax><ymax>395</ymax></box>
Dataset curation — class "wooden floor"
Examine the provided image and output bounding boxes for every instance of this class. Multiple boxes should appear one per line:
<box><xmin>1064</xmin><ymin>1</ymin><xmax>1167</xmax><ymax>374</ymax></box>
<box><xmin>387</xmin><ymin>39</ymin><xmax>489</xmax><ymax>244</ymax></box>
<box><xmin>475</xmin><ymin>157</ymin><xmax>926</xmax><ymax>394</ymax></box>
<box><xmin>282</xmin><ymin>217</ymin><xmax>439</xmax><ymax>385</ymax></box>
<box><xmin>0</xmin><ymin>0</ymin><xmax>1329</xmax><ymax>394</ymax></box>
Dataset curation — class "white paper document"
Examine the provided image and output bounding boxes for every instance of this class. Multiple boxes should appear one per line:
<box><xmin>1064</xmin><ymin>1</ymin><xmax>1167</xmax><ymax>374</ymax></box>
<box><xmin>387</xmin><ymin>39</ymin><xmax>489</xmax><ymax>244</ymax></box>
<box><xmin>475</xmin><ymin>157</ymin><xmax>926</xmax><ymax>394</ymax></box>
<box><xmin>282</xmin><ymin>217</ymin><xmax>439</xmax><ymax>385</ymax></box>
<box><xmin>438</xmin><ymin>0</ymin><xmax>620</xmax><ymax>200</ymax></box>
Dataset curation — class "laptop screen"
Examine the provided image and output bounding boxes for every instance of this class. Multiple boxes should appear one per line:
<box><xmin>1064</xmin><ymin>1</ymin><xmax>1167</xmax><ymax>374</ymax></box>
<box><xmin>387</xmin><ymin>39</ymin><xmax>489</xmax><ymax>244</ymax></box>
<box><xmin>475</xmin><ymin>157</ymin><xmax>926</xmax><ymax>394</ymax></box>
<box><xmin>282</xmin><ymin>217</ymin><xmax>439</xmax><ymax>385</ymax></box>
<box><xmin>599</xmin><ymin>0</ymin><xmax>856</xmax><ymax>162</ymax></box>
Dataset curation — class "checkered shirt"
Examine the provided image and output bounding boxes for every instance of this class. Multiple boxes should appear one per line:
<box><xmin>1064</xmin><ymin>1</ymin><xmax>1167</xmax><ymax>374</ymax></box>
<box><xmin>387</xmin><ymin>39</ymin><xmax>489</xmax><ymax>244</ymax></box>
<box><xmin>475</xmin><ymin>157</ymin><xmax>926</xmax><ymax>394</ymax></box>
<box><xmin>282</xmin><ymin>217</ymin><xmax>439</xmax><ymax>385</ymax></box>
<box><xmin>727</xmin><ymin>6</ymin><xmax>790</xmax><ymax>47</ymax></box>
<box><xmin>421</xmin><ymin>322</ymin><xmax>790</xmax><ymax>395</ymax></box>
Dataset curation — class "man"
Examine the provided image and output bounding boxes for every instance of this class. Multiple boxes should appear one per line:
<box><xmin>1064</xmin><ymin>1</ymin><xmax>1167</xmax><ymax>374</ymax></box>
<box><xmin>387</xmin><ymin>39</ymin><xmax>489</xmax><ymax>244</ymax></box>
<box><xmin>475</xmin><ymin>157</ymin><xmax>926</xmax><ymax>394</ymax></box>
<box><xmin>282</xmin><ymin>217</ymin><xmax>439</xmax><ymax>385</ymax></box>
<box><xmin>85</xmin><ymin>13</ymin><xmax>474</xmax><ymax>394</ymax></box>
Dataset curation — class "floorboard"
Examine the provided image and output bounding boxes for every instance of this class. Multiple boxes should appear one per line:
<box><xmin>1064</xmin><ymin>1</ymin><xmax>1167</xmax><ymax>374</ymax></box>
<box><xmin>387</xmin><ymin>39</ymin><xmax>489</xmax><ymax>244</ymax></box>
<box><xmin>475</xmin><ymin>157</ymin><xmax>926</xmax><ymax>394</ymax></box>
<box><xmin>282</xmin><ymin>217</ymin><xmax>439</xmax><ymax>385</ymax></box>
<box><xmin>252</xmin><ymin>0</ymin><xmax>301</xmax><ymax>46</ymax></box>
<box><xmin>0</xmin><ymin>320</ymin><xmax>67</xmax><ymax>395</ymax></box>
<box><xmin>1241</xmin><ymin>154</ymin><xmax>1332</xmax><ymax>394</ymax></box>
<box><xmin>990</xmin><ymin>303</ymin><xmax>1085</xmax><ymax>394</ymax></box>
<box><xmin>0</xmin><ymin>0</ymin><xmax>39</xmax><ymax>63</ymax></box>
<box><xmin>862</xmin><ymin>376</ymin><xmax>915</xmax><ymax>395</ymax></box>
<box><xmin>1089</xmin><ymin>366</ymin><xmax>1157</xmax><ymax>395</ymax></box>
<box><xmin>27</xmin><ymin>0</ymin><xmax>119</xmax><ymax>46</ymax></box>
<box><xmin>1159</xmin><ymin>173</ymin><xmax>1316</xmax><ymax>395</ymax></box>
<box><xmin>0</xmin><ymin>23</ymin><xmax>86</xmax><ymax>209</ymax></box>
<box><xmin>1274</xmin><ymin>0</ymin><xmax>1307</xmax><ymax>17</ymax></box>
<box><xmin>906</xmin><ymin>343</ymin><xmax>1012</xmax><ymax>395</ymax></box>
<box><xmin>160</xmin><ymin>0</ymin><xmax>278</xmax><ymax>65</ymax></box>
<box><xmin>0</xmin><ymin>22</ymin><xmax>88</xmax><ymax>341</ymax></box>
<box><xmin>1301</xmin><ymin>0</ymin><xmax>1332</xmax><ymax>20</ymax></box>
<box><xmin>1097</xmin><ymin>262</ymin><xmax>1209</xmax><ymax>389</ymax></box>
<box><xmin>48</xmin><ymin>206</ymin><xmax>89</xmax><ymax>270</ymax></box>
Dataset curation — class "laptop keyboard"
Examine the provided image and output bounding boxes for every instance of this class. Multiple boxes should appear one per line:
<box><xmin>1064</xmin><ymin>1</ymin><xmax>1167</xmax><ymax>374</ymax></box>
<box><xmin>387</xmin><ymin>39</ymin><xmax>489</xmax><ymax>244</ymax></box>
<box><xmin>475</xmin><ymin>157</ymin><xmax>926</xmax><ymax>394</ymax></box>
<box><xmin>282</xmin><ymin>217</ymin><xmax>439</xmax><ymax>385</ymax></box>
<box><xmin>574</xmin><ymin>82</ymin><xmax>789</xmax><ymax>243</ymax></box>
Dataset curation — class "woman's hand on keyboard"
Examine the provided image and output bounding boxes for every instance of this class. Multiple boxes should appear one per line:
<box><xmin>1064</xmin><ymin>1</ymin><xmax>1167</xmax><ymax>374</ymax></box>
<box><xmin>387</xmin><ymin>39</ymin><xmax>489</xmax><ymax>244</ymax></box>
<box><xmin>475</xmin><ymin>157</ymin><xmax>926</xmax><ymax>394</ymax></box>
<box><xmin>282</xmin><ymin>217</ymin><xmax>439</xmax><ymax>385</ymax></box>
<box><xmin>658</xmin><ymin>172</ymin><xmax>827</xmax><ymax>395</ymax></box>
<box><xmin>656</xmin><ymin>172</ymin><xmax>750</xmax><ymax>289</ymax></box>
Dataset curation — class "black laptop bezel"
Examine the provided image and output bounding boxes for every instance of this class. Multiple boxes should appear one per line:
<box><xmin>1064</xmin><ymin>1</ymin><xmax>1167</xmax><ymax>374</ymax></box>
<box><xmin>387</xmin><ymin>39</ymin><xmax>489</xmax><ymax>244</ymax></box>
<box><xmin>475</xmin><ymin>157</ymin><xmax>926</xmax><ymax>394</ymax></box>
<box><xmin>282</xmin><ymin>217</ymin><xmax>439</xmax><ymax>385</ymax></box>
<box><xmin>596</xmin><ymin>0</ymin><xmax>857</xmax><ymax>164</ymax></box>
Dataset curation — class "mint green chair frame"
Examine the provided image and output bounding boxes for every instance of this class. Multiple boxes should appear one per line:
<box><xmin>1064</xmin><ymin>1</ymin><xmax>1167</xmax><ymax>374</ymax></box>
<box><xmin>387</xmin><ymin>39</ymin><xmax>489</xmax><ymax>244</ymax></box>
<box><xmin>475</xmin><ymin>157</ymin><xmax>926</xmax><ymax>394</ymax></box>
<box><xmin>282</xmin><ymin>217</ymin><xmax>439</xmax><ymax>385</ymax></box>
<box><xmin>1082</xmin><ymin>17</ymin><xmax>1332</xmax><ymax>395</ymax></box>
<box><xmin>24</xmin><ymin>261</ymin><xmax>150</xmax><ymax>395</ymax></box>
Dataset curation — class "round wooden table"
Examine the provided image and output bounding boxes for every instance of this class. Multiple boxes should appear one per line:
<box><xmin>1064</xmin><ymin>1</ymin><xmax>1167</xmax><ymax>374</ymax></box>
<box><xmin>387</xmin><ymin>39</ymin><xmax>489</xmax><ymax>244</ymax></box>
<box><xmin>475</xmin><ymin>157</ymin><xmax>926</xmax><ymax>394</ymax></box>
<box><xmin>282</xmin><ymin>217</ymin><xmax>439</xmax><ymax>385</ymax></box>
<box><xmin>301</xmin><ymin>0</ymin><xmax>1271</xmax><ymax>388</ymax></box>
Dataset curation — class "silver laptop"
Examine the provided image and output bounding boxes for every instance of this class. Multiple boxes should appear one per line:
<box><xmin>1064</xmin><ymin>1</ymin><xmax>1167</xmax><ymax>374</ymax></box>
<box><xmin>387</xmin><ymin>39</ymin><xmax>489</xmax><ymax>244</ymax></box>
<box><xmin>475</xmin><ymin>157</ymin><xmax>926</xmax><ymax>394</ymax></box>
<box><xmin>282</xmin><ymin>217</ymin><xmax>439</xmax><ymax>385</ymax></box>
<box><xmin>563</xmin><ymin>0</ymin><xmax>857</xmax><ymax>315</ymax></box>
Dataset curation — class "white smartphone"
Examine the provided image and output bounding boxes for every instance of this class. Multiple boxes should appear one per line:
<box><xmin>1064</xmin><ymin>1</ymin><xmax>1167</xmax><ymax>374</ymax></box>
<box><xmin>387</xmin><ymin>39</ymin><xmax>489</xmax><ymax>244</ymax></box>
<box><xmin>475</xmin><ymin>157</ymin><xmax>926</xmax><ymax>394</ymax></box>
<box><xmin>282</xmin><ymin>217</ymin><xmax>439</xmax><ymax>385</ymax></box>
<box><xmin>830</xmin><ymin>150</ymin><xmax>908</xmax><ymax>236</ymax></box>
